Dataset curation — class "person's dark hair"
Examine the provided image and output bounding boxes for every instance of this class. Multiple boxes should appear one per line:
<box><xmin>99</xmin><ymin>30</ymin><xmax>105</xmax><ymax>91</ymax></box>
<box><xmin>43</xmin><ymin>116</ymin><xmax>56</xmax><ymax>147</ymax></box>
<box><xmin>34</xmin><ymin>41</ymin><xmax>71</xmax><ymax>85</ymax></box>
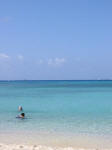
<box><xmin>21</xmin><ymin>113</ymin><xmax>25</xmax><ymax>117</ymax></box>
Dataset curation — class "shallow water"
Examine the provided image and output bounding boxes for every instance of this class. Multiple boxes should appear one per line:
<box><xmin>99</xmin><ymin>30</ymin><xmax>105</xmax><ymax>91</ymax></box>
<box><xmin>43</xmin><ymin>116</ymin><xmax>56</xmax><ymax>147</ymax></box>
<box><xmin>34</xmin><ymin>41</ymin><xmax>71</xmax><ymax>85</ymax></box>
<box><xmin>0</xmin><ymin>80</ymin><xmax>112</xmax><ymax>148</ymax></box>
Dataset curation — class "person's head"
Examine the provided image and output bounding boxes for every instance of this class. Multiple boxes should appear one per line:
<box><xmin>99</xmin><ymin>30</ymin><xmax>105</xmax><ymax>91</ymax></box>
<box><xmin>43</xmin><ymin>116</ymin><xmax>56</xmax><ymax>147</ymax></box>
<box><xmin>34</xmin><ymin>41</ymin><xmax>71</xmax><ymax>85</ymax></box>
<box><xmin>21</xmin><ymin>113</ymin><xmax>25</xmax><ymax>118</ymax></box>
<box><xmin>18</xmin><ymin>106</ymin><xmax>23</xmax><ymax>111</ymax></box>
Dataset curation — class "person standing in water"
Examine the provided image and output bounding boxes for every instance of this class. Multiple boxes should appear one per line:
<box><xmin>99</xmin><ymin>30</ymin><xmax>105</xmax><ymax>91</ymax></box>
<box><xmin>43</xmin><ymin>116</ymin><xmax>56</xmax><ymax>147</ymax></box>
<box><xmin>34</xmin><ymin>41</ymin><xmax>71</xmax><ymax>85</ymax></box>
<box><xmin>18</xmin><ymin>106</ymin><xmax>23</xmax><ymax>111</ymax></box>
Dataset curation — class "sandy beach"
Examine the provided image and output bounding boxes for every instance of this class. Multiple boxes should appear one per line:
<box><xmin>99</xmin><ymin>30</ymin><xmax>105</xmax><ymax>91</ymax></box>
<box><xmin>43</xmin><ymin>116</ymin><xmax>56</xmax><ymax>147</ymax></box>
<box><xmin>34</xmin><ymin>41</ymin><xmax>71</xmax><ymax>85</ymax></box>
<box><xmin>0</xmin><ymin>144</ymin><xmax>75</xmax><ymax>150</ymax></box>
<box><xmin>0</xmin><ymin>143</ymin><xmax>111</xmax><ymax>150</ymax></box>
<box><xmin>1</xmin><ymin>143</ymin><xmax>112</xmax><ymax>150</ymax></box>
<box><xmin>0</xmin><ymin>133</ymin><xmax>112</xmax><ymax>150</ymax></box>
<box><xmin>0</xmin><ymin>143</ymin><xmax>72</xmax><ymax>150</ymax></box>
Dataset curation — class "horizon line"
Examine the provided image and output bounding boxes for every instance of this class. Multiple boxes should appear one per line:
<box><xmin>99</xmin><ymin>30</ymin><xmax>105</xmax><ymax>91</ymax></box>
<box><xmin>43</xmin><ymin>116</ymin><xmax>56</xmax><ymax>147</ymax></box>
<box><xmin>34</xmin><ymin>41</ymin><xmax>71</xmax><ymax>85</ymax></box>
<box><xmin>0</xmin><ymin>79</ymin><xmax>112</xmax><ymax>81</ymax></box>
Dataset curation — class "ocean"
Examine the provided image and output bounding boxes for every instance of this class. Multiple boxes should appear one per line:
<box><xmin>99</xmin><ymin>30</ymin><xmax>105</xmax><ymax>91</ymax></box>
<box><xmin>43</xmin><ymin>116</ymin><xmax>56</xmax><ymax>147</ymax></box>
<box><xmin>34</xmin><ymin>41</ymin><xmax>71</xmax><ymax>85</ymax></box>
<box><xmin>0</xmin><ymin>80</ymin><xmax>112</xmax><ymax>149</ymax></box>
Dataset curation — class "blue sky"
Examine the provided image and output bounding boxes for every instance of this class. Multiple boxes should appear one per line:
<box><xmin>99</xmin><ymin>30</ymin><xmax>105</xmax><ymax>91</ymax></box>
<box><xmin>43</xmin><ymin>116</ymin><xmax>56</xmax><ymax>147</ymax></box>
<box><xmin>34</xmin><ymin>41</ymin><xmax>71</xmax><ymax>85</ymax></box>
<box><xmin>0</xmin><ymin>0</ymin><xmax>112</xmax><ymax>80</ymax></box>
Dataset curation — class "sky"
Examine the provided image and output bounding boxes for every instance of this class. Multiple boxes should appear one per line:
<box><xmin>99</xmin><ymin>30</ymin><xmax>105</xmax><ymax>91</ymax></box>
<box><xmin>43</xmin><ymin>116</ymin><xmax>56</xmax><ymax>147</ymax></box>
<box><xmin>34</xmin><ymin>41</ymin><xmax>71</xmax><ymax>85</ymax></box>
<box><xmin>0</xmin><ymin>0</ymin><xmax>112</xmax><ymax>80</ymax></box>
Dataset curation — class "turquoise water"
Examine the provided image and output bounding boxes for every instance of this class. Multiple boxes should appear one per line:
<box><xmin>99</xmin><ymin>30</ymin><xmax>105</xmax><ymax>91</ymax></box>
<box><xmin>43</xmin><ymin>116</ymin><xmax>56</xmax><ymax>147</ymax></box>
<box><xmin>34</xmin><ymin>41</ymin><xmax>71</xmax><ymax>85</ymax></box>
<box><xmin>0</xmin><ymin>80</ymin><xmax>112</xmax><ymax>146</ymax></box>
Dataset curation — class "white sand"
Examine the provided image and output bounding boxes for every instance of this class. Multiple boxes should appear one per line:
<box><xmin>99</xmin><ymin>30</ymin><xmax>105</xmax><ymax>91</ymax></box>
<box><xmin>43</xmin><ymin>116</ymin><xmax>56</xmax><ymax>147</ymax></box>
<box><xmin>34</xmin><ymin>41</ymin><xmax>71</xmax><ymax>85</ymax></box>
<box><xmin>0</xmin><ymin>143</ymin><xmax>112</xmax><ymax>150</ymax></box>
<box><xmin>0</xmin><ymin>143</ymin><xmax>79</xmax><ymax>150</ymax></box>
<box><xmin>0</xmin><ymin>132</ymin><xmax>112</xmax><ymax>150</ymax></box>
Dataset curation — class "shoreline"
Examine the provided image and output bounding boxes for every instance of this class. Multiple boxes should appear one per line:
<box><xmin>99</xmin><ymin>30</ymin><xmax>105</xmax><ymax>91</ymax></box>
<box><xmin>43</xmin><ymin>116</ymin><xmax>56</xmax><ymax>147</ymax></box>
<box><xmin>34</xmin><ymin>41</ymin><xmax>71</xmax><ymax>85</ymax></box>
<box><xmin>0</xmin><ymin>143</ymin><xmax>108</xmax><ymax>150</ymax></box>
<box><xmin>0</xmin><ymin>143</ymin><xmax>112</xmax><ymax>150</ymax></box>
<box><xmin>0</xmin><ymin>143</ymin><xmax>74</xmax><ymax>150</ymax></box>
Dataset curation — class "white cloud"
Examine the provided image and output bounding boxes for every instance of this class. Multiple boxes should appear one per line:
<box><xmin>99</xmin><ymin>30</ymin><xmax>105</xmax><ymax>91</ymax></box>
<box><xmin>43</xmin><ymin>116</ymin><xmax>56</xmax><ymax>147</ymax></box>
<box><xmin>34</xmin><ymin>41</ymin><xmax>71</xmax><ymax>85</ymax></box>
<box><xmin>0</xmin><ymin>53</ymin><xmax>9</xmax><ymax>59</ymax></box>
<box><xmin>18</xmin><ymin>55</ymin><xmax>24</xmax><ymax>60</ymax></box>
<box><xmin>48</xmin><ymin>58</ymin><xmax>66</xmax><ymax>66</ymax></box>
<box><xmin>55</xmin><ymin>58</ymin><xmax>66</xmax><ymax>65</ymax></box>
